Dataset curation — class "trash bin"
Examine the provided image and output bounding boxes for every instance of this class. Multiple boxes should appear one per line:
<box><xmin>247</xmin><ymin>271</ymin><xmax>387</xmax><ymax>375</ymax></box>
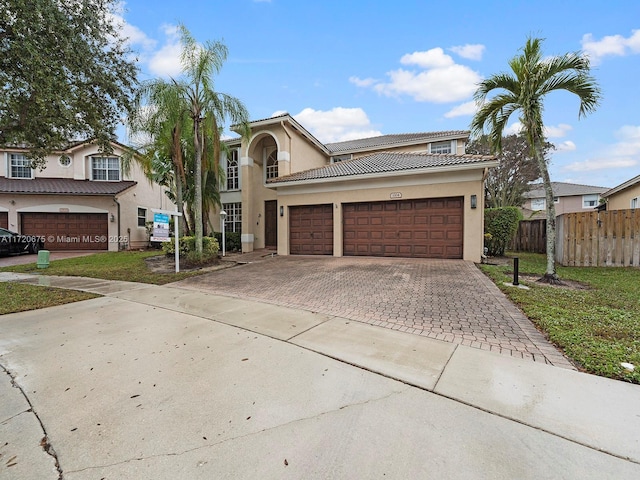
<box><xmin>37</xmin><ymin>250</ymin><xmax>50</xmax><ymax>269</ymax></box>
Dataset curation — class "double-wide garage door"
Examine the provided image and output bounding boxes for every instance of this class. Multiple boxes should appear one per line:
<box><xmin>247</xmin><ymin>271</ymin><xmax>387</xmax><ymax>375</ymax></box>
<box><xmin>344</xmin><ymin>197</ymin><xmax>464</xmax><ymax>259</ymax></box>
<box><xmin>21</xmin><ymin>213</ymin><xmax>108</xmax><ymax>250</ymax></box>
<box><xmin>289</xmin><ymin>197</ymin><xmax>463</xmax><ymax>259</ymax></box>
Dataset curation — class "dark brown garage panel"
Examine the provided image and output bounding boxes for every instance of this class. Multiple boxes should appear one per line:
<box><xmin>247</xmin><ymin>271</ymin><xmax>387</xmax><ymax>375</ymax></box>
<box><xmin>21</xmin><ymin>213</ymin><xmax>108</xmax><ymax>250</ymax></box>
<box><xmin>289</xmin><ymin>204</ymin><xmax>333</xmax><ymax>255</ymax></box>
<box><xmin>0</xmin><ymin>212</ymin><xmax>7</xmax><ymax>229</ymax></box>
<box><xmin>343</xmin><ymin>197</ymin><xmax>463</xmax><ymax>259</ymax></box>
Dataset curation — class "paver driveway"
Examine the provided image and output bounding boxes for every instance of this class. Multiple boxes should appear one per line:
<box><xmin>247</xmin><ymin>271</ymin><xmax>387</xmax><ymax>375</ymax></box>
<box><xmin>174</xmin><ymin>255</ymin><xmax>573</xmax><ymax>368</ymax></box>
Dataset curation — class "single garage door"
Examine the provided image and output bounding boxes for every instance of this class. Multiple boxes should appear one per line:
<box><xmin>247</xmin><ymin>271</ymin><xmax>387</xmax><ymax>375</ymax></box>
<box><xmin>0</xmin><ymin>212</ymin><xmax>7</xmax><ymax>229</ymax></box>
<box><xmin>21</xmin><ymin>213</ymin><xmax>108</xmax><ymax>250</ymax></box>
<box><xmin>289</xmin><ymin>204</ymin><xmax>333</xmax><ymax>255</ymax></box>
<box><xmin>343</xmin><ymin>197</ymin><xmax>463</xmax><ymax>259</ymax></box>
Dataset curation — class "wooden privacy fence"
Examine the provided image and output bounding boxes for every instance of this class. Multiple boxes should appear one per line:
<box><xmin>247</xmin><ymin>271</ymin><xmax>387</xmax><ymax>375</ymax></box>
<box><xmin>557</xmin><ymin>209</ymin><xmax>640</xmax><ymax>267</ymax></box>
<box><xmin>511</xmin><ymin>219</ymin><xmax>546</xmax><ymax>253</ymax></box>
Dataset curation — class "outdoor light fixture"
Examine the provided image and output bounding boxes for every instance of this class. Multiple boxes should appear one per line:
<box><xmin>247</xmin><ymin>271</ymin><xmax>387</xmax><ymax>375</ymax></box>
<box><xmin>470</xmin><ymin>195</ymin><xmax>477</xmax><ymax>209</ymax></box>
<box><xmin>220</xmin><ymin>210</ymin><xmax>227</xmax><ymax>256</ymax></box>
<box><xmin>280</xmin><ymin>206</ymin><xmax>284</xmax><ymax>217</ymax></box>
<box><xmin>110</xmin><ymin>213</ymin><xmax>115</xmax><ymax>222</ymax></box>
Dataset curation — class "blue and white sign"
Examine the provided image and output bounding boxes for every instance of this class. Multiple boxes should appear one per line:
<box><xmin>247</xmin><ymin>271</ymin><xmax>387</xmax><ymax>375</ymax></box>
<box><xmin>151</xmin><ymin>213</ymin><xmax>170</xmax><ymax>242</ymax></box>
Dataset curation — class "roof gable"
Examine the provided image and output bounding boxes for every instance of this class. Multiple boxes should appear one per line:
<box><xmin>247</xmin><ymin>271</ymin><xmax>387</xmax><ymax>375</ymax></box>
<box><xmin>602</xmin><ymin>174</ymin><xmax>640</xmax><ymax>198</ymax></box>
<box><xmin>325</xmin><ymin>131</ymin><xmax>469</xmax><ymax>154</ymax></box>
<box><xmin>524</xmin><ymin>182</ymin><xmax>609</xmax><ymax>198</ymax></box>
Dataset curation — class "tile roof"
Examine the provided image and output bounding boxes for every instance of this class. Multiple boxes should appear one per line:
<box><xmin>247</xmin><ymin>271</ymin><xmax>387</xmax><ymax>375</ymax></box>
<box><xmin>268</xmin><ymin>152</ymin><xmax>495</xmax><ymax>185</ymax></box>
<box><xmin>325</xmin><ymin>131</ymin><xmax>469</xmax><ymax>153</ymax></box>
<box><xmin>524</xmin><ymin>182</ymin><xmax>610</xmax><ymax>198</ymax></box>
<box><xmin>0</xmin><ymin>178</ymin><xmax>137</xmax><ymax>195</ymax></box>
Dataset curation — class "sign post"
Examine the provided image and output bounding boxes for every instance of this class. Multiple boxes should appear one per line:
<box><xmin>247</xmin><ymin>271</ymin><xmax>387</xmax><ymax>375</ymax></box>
<box><xmin>151</xmin><ymin>209</ymin><xmax>183</xmax><ymax>273</ymax></box>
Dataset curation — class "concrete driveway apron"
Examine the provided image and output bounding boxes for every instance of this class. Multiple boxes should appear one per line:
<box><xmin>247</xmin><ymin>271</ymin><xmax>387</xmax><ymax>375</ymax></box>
<box><xmin>173</xmin><ymin>256</ymin><xmax>573</xmax><ymax>368</ymax></box>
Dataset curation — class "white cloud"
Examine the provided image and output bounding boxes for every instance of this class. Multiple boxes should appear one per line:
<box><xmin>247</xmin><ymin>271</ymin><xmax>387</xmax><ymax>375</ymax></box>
<box><xmin>400</xmin><ymin>48</ymin><xmax>454</xmax><ymax>68</ymax></box>
<box><xmin>449</xmin><ymin>44</ymin><xmax>485</xmax><ymax>61</ymax></box>
<box><xmin>504</xmin><ymin>122</ymin><xmax>523</xmax><ymax>135</ymax></box>
<box><xmin>544</xmin><ymin>123</ymin><xmax>573</xmax><ymax>138</ymax></box>
<box><xmin>349</xmin><ymin>76</ymin><xmax>377</xmax><ymax>87</ymax></box>
<box><xmin>581</xmin><ymin>30</ymin><xmax>640</xmax><ymax>64</ymax></box>
<box><xmin>562</xmin><ymin>125</ymin><xmax>640</xmax><ymax>172</ymax></box>
<box><xmin>271</xmin><ymin>110</ymin><xmax>288</xmax><ymax>117</ymax></box>
<box><xmin>148</xmin><ymin>24</ymin><xmax>182</xmax><ymax>77</ymax></box>
<box><xmin>292</xmin><ymin>107</ymin><xmax>382</xmax><ymax>143</ymax></box>
<box><xmin>444</xmin><ymin>101</ymin><xmax>477</xmax><ymax>118</ymax></box>
<box><xmin>555</xmin><ymin>141</ymin><xmax>576</xmax><ymax>152</ymax></box>
<box><xmin>352</xmin><ymin>47</ymin><xmax>481</xmax><ymax>104</ymax></box>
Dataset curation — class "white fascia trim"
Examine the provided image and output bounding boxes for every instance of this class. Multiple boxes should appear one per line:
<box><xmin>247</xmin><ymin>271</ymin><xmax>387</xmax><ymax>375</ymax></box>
<box><xmin>267</xmin><ymin>160</ymin><xmax>499</xmax><ymax>189</ymax></box>
<box><xmin>0</xmin><ymin>205</ymin><xmax>8</xmax><ymax>212</ymax></box>
<box><xmin>240</xmin><ymin>156</ymin><xmax>254</xmax><ymax>167</ymax></box>
<box><xmin>277</xmin><ymin>151</ymin><xmax>290</xmax><ymax>162</ymax></box>
<box><xmin>241</xmin><ymin>233</ymin><xmax>254</xmax><ymax>243</ymax></box>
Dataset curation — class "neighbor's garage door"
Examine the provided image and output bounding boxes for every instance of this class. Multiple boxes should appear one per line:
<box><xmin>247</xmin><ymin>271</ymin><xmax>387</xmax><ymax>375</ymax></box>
<box><xmin>343</xmin><ymin>197</ymin><xmax>463</xmax><ymax>259</ymax></box>
<box><xmin>21</xmin><ymin>213</ymin><xmax>108</xmax><ymax>250</ymax></box>
<box><xmin>0</xmin><ymin>212</ymin><xmax>7</xmax><ymax>229</ymax></box>
<box><xmin>289</xmin><ymin>204</ymin><xmax>333</xmax><ymax>255</ymax></box>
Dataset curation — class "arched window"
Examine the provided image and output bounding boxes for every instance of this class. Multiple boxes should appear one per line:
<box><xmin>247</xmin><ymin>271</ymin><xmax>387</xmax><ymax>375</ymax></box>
<box><xmin>226</xmin><ymin>149</ymin><xmax>239</xmax><ymax>190</ymax></box>
<box><xmin>266</xmin><ymin>150</ymin><xmax>278</xmax><ymax>179</ymax></box>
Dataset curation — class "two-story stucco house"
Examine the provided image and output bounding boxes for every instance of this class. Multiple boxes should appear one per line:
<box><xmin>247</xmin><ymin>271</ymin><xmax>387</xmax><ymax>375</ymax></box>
<box><xmin>0</xmin><ymin>140</ymin><xmax>173</xmax><ymax>251</ymax></box>
<box><xmin>217</xmin><ymin>113</ymin><xmax>497</xmax><ymax>262</ymax></box>
<box><xmin>601</xmin><ymin>174</ymin><xmax>640</xmax><ymax>210</ymax></box>
<box><xmin>522</xmin><ymin>182</ymin><xmax>609</xmax><ymax>218</ymax></box>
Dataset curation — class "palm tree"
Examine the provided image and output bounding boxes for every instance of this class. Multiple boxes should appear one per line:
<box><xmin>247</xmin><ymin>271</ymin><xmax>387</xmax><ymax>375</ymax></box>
<box><xmin>174</xmin><ymin>25</ymin><xmax>250</xmax><ymax>258</ymax></box>
<box><xmin>471</xmin><ymin>37</ymin><xmax>600</xmax><ymax>283</ymax></box>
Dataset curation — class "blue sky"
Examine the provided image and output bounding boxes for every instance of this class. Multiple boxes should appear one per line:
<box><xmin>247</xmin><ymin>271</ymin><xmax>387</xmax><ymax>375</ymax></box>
<box><xmin>117</xmin><ymin>0</ymin><xmax>640</xmax><ymax>189</ymax></box>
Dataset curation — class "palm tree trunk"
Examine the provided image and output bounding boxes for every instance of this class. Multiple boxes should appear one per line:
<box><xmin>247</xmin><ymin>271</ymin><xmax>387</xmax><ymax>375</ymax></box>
<box><xmin>534</xmin><ymin>144</ymin><xmax>560</xmax><ymax>283</ymax></box>
<box><xmin>193</xmin><ymin>118</ymin><xmax>203</xmax><ymax>258</ymax></box>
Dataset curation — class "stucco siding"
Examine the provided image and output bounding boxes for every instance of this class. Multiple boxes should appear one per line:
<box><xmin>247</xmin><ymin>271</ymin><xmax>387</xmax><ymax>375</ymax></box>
<box><xmin>607</xmin><ymin>183</ymin><xmax>640</xmax><ymax>210</ymax></box>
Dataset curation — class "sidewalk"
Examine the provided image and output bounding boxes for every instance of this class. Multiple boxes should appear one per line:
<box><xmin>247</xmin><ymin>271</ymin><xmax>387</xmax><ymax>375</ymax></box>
<box><xmin>2</xmin><ymin>273</ymin><xmax>639</xmax><ymax>478</ymax></box>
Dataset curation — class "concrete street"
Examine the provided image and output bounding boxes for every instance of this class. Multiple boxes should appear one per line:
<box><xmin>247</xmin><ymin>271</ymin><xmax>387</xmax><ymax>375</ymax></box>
<box><xmin>1</xmin><ymin>265</ymin><xmax>640</xmax><ymax>479</ymax></box>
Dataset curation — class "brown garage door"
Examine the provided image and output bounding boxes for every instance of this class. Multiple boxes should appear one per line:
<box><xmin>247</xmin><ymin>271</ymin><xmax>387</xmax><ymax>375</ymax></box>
<box><xmin>21</xmin><ymin>213</ymin><xmax>108</xmax><ymax>250</ymax></box>
<box><xmin>343</xmin><ymin>197</ymin><xmax>463</xmax><ymax>259</ymax></box>
<box><xmin>289</xmin><ymin>204</ymin><xmax>333</xmax><ymax>255</ymax></box>
<box><xmin>0</xmin><ymin>212</ymin><xmax>7</xmax><ymax>229</ymax></box>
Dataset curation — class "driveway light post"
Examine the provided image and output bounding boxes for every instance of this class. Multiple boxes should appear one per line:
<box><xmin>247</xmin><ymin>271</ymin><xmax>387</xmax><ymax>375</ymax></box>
<box><xmin>220</xmin><ymin>210</ymin><xmax>227</xmax><ymax>256</ymax></box>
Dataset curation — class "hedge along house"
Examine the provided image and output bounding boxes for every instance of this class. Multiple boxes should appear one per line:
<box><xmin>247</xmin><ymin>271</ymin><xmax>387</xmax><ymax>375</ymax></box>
<box><xmin>218</xmin><ymin>114</ymin><xmax>497</xmax><ymax>262</ymax></box>
<box><xmin>0</xmin><ymin>140</ymin><xmax>174</xmax><ymax>251</ymax></box>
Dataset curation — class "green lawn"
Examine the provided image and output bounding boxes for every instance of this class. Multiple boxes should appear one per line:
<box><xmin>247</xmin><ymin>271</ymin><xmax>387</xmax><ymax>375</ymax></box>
<box><xmin>0</xmin><ymin>283</ymin><xmax>99</xmax><ymax>315</ymax></box>
<box><xmin>479</xmin><ymin>252</ymin><xmax>640</xmax><ymax>383</ymax></box>
<box><xmin>0</xmin><ymin>250</ymin><xmax>207</xmax><ymax>285</ymax></box>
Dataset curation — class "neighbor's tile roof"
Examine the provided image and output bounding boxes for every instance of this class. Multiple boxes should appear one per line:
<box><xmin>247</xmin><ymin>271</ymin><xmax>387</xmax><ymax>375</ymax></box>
<box><xmin>524</xmin><ymin>182</ymin><xmax>610</xmax><ymax>198</ymax></box>
<box><xmin>325</xmin><ymin>131</ymin><xmax>469</xmax><ymax>154</ymax></box>
<box><xmin>0</xmin><ymin>178</ymin><xmax>137</xmax><ymax>195</ymax></box>
<box><xmin>268</xmin><ymin>152</ymin><xmax>495</xmax><ymax>184</ymax></box>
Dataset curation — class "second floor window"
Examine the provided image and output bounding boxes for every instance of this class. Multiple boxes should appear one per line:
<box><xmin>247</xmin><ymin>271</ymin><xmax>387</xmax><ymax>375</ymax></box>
<box><xmin>582</xmin><ymin>194</ymin><xmax>599</xmax><ymax>208</ymax></box>
<box><xmin>226</xmin><ymin>149</ymin><xmax>239</xmax><ymax>190</ymax></box>
<box><xmin>91</xmin><ymin>157</ymin><xmax>120</xmax><ymax>181</ymax></box>
<box><xmin>9</xmin><ymin>154</ymin><xmax>33</xmax><ymax>178</ymax></box>
<box><xmin>430</xmin><ymin>141</ymin><xmax>452</xmax><ymax>154</ymax></box>
<box><xmin>266</xmin><ymin>150</ymin><xmax>278</xmax><ymax>180</ymax></box>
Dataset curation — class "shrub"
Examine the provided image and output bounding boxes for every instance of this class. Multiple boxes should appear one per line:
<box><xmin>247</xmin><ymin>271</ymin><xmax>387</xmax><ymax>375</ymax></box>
<box><xmin>162</xmin><ymin>235</ymin><xmax>220</xmax><ymax>263</ymax></box>
<box><xmin>212</xmin><ymin>232</ymin><xmax>242</xmax><ymax>252</ymax></box>
<box><xmin>484</xmin><ymin>207</ymin><xmax>522</xmax><ymax>256</ymax></box>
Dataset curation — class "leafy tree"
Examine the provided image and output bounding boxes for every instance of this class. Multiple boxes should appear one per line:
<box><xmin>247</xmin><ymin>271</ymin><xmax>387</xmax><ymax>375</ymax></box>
<box><xmin>467</xmin><ymin>133</ymin><xmax>553</xmax><ymax>208</ymax></box>
<box><xmin>484</xmin><ymin>207</ymin><xmax>523</xmax><ymax>256</ymax></box>
<box><xmin>471</xmin><ymin>37</ymin><xmax>600</xmax><ymax>283</ymax></box>
<box><xmin>0</xmin><ymin>0</ymin><xmax>137</xmax><ymax>165</ymax></box>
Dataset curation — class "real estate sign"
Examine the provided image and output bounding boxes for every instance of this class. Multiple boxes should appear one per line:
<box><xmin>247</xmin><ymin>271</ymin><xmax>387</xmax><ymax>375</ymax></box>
<box><xmin>150</xmin><ymin>213</ymin><xmax>170</xmax><ymax>242</ymax></box>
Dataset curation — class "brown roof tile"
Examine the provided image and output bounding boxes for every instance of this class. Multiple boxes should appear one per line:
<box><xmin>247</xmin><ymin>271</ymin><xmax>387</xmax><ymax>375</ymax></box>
<box><xmin>0</xmin><ymin>178</ymin><xmax>137</xmax><ymax>195</ymax></box>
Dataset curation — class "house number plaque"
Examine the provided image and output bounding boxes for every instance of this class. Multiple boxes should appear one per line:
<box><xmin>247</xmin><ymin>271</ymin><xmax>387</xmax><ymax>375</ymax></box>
<box><xmin>390</xmin><ymin>192</ymin><xmax>402</xmax><ymax>199</ymax></box>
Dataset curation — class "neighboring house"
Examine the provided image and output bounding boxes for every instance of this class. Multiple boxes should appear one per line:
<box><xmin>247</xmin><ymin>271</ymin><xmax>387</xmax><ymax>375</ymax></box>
<box><xmin>218</xmin><ymin>113</ymin><xmax>497</xmax><ymax>262</ymax></box>
<box><xmin>0</xmin><ymin>140</ymin><xmax>173</xmax><ymax>251</ymax></box>
<box><xmin>600</xmin><ymin>174</ymin><xmax>640</xmax><ymax>210</ymax></box>
<box><xmin>522</xmin><ymin>182</ymin><xmax>609</xmax><ymax>217</ymax></box>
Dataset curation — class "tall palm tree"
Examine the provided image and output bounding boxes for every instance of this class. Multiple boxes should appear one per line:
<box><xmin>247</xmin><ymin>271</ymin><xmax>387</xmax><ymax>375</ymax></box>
<box><xmin>471</xmin><ymin>37</ymin><xmax>600</xmax><ymax>283</ymax></box>
<box><xmin>174</xmin><ymin>25</ymin><xmax>250</xmax><ymax>258</ymax></box>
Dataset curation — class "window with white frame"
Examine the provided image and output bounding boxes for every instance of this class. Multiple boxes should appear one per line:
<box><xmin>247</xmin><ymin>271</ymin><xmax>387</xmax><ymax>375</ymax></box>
<box><xmin>137</xmin><ymin>208</ymin><xmax>147</xmax><ymax>227</ymax></box>
<box><xmin>582</xmin><ymin>194</ymin><xmax>599</xmax><ymax>208</ymax></box>
<box><xmin>429</xmin><ymin>141</ymin><xmax>452</xmax><ymax>154</ymax></box>
<box><xmin>531</xmin><ymin>198</ymin><xmax>546</xmax><ymax>210</ymax></box>
<box><xmin>631</xmin><ymin>197</ymin><xmax>638</xmax><ymax>209</ymax></box>
<box><xmin>265</xmin><ymin>150</ymin><xmax>278</xmax><ymax>180</ymax></box>
<box><xmin>226</xmin><ymin>149</ymin><xmax>239</xmax><ymax>190</ymax></box>
<box><xmin>9</xmin><ymin>154</ymin><xmax>33</xmax><ymax>178</ymax></box>
<box><xmin>91</xmin><ymin>156</ymin><xmax>120</xmax><ymax>181</ymax></box>
<box><xmin>222</xmin><ymin>202</ymin><xmax>242</xmax><ymax>233</ymax></box>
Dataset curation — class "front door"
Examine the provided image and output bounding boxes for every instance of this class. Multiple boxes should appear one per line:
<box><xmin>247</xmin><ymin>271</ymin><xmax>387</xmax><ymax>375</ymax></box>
<box><xmin>264</xmin><ymin>200</ymin><xmax>278</xmax><ymax>248</ymax></box>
